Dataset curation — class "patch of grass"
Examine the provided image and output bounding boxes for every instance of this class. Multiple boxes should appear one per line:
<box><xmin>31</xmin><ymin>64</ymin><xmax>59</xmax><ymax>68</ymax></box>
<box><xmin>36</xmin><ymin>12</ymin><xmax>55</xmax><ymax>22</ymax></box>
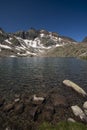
<box><xmin>38</xmin><ymin>121</ymin><xmax>87</xmax><ymax>130</ymax></box>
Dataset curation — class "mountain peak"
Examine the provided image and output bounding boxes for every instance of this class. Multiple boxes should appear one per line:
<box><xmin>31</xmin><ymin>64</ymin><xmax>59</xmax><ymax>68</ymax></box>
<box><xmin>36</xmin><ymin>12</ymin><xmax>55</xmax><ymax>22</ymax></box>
<box><xmin>0</xmin><ymin>28</ymin><xmax>5</xmax><ymax>34</ymax></box>
<box><xmin>0</xmin><ymin>27</ymin><xmax>83</xmax><ymax>57</ymax></box>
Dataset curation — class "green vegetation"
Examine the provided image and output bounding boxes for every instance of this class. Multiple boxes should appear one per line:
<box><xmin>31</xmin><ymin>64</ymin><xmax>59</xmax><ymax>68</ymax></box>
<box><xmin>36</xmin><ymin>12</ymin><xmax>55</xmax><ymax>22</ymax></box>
<box><xmin>39</xmin><ymin>121</ymin><xmax>87</xmax><ymax>130</ymax></box>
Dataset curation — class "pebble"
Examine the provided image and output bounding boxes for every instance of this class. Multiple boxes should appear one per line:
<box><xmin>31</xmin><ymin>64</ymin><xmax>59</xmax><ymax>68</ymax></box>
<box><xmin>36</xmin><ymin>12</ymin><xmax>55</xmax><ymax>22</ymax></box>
<box><xmin>68</xmin><ymin>118</ymin><xmax>76</xmax><ymax>122</ymax></box>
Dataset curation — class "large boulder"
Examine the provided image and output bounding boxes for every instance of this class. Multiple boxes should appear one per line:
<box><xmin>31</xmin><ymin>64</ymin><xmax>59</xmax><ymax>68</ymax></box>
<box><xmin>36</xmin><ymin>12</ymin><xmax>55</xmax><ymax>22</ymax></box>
<box><xmin>63</xmin><ymin>80</ymin><xmax>87</xmax><ymax>97</ymax></box>
<box><xmin>71</xmin><ymin>105</ymin><xmax>87</xmax><ymax>122</ymax></box>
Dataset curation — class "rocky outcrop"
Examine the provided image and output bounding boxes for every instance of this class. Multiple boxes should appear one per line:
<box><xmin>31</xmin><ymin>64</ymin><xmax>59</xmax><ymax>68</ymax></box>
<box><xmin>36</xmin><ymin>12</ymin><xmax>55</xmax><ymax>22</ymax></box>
<box><xmin>0</xmin><ymin>80</ymin><xmax>87</xmax><ymax>129</ymax></box>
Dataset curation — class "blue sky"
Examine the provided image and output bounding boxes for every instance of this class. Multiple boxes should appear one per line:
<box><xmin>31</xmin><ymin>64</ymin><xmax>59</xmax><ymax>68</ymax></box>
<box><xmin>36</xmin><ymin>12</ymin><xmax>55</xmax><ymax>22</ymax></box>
<box><xmin>0</xmin><ymin>0</ymin><xmax>87</xmax><ymax>41</ymax></box>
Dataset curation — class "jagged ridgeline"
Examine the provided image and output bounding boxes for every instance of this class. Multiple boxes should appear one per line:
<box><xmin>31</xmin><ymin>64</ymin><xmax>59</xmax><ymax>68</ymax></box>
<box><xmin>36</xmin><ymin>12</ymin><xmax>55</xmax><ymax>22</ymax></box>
<box><xmin>0</xmin><ymin>27</ymin><xmax>87</xmax><ymax>58</ymax></box>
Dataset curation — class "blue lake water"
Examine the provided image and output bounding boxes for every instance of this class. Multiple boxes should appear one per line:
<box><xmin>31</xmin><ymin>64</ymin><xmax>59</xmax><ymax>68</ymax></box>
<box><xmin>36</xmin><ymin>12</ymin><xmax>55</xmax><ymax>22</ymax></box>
<box><xmin>0</xmin><ymin>57</ymin><xmax>87</xmax><ymax>99</ymax></box>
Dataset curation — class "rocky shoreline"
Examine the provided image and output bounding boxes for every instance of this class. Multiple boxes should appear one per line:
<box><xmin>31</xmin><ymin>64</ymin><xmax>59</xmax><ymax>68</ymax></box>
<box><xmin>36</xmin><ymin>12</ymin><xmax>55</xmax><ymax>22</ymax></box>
<box><xmin>0</xmin><ymin>80</ymin><xmax>87</xmax><ymax>130</ymax></box>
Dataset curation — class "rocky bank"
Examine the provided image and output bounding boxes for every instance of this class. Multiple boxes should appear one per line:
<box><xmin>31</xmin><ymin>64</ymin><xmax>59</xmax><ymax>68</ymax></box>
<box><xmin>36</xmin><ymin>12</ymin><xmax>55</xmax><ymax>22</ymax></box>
<box><xmin>0</xmin><ymin>80</ymin><xmax>87</xmax><ymax>130</ymax></box>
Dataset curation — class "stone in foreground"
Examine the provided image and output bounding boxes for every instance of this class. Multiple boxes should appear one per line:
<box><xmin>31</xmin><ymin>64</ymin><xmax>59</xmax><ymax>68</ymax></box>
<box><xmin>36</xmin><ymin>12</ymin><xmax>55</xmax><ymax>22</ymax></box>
<box><xmin>67</xmin><ymin>118</ymin><xmax>76</xmax><ymax>122</ymax></box>
<box><xmin>83</xmin><ymin>101</ymin><xmax>87</xmax><ymax>109</ymax></box>
<box><xmin>63</xmin><ymin>80</ymin><xmax>87</xmax><ymax>97</ymax></box>
<box><xmin>71</xmin><ymin>105</ymin><xmax>87</xmax><ymax>121</ymax></box>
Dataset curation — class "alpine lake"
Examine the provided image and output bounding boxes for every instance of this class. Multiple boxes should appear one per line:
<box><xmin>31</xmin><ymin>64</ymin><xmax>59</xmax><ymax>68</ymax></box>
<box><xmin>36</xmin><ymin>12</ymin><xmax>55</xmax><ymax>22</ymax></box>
<box><xmin>0</xmin><ymin>57</ymin><xmax>87</xmax><ymax>100</ymax></box>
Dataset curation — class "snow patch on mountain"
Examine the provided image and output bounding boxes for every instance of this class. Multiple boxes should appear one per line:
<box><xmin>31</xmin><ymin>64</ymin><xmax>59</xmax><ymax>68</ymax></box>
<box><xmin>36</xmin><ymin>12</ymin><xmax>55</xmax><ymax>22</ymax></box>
<box><xmin>0</xmin><ymin>28</ymin><xmax>77</xmax><ymax>57</ymax></box>
<box><xmin>0</xmin><ymin>44</ymin><xmax>12</xmax><ymax>49</ymax></box>
<box><xmin>5</xmin><ymin>39</ymin><xmax>12</xmax><ymax>44</ymax></box>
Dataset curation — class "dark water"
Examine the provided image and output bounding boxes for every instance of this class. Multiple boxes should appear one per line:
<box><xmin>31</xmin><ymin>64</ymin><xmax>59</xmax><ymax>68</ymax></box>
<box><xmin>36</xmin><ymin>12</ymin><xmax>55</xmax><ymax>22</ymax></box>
<box><xmin>0</xmin><ymin>57</ymin><xmax>87</xmax><ymax>99</ymax></box>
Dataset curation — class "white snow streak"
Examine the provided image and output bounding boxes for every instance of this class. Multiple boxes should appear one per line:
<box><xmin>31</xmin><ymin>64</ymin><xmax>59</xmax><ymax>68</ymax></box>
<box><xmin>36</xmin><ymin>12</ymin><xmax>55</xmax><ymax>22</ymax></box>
<box><xmin>0</xmin><ymin>44</ymin><xmax>12</xmax><ymax>49</ymax></box>
<box><xmin>5</xmin><ymin>39</ymin><xmax>12</xmax><ymax>44</ymax></box>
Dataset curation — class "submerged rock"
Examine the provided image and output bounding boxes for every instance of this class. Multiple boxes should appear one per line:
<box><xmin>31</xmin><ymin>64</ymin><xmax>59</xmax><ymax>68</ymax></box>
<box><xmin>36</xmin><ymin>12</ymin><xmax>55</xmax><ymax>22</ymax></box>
<box><xmin>63</xmin><ymin>80</ymin><xmax>87</xmax><ymax>97</ymax></box>
<box><xmin>3</xmin><ymin>103</ymin><xmax>14</xmax><ymax>112</ymax></box>
<box><xmin>48</xmin><ymin>94</ymin><xmax>68</xmax><ymax>107</ymax></box>
<box><xmin>14</xmin><ymin>103</ymin><xmax>24</xmax><ymax>114</ymax></box>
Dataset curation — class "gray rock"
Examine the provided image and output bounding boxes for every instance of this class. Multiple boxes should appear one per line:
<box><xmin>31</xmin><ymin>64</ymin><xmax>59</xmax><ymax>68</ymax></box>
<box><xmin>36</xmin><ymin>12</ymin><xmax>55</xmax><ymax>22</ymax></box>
<box><xmin>63</xmin><ymin>80</ymin><xmax>87</xmax><ymax>97</ymax></box>
<box><xmin>83</xmin><ymin>101</ymin><xmax>87</xmax><ymax>109</ymax></box>
<box><xmin>14</xmin><ymin>98</ymin><xmax>20</xmax><ymax>103</ymax></box>
<box><xmin>32</xmin><ymin>94</ymin><xmax>45</xmax><ymax>105</ymax></box>
<box><xmin>68</xmin><ymin>118</ymin><xmax>76</xmax><ymax>122</ymax></box>
<box><xmin>84</xmin><ymin>109</ymin><xmax>87</xmax><ymax>116</ymax></box>
<box><xmin>71</xmin><ymin>105</ymin><xmax>87</xmax><ymax>121</ymax></box>
<box><xmin>33</xmin><ymin>94</ymin><xmax>45</xmax><ymax>102</ymax></box>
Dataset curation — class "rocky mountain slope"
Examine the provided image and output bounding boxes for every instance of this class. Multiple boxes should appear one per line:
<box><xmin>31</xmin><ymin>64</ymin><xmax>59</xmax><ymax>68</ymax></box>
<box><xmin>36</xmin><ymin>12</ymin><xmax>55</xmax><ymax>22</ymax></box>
<box><xmin>0</xmin><ymin>27</ymin><xmax>87</xmax><ymax>57</ymax></box>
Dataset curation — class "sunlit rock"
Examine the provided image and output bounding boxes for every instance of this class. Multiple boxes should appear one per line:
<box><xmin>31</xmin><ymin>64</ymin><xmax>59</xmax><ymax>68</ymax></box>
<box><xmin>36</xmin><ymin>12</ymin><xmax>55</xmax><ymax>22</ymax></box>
<box><xmin>67</xmin><ymin>118</ymin><xmax>76</xmax><ymax>122</ymax></box>
<box><xmin>63</xmin><ymin>80</ymin><xmax>87</xmax><ymax>97</ymax></box>
<box><xmin>71</xmin><ymin>105</ymin><xmax>87</xmax><ymax>121</ymax></box>
<box><xmin>33</xmin><ymin>94</ymin><xmax>45</xmax><ymax>102</ymax></box>
<box><xmin>83</xmin><ymin>101</ymin><xmax>87</xmax><ymax>109</ymax></box>
<box><xmin>14</xmin><ymin>98</ymin><xmax>20</xmax><ymax>103</ymax></box>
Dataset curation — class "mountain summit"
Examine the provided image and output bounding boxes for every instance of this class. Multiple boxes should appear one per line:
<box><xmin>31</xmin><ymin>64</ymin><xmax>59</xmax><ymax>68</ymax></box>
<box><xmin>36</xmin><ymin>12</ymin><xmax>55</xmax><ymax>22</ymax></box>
<box><xmin>0</xmin><ymin>28</ymin><xmax>87</xmax><ymax>57</ymax></box>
